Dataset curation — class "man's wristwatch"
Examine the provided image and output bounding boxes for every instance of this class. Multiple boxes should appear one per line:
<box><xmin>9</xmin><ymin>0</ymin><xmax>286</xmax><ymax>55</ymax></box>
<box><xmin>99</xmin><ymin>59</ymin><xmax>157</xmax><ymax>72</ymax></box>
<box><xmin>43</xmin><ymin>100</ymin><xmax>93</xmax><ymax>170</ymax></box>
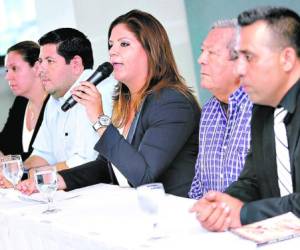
<box><xmin>92</xmin><ymin>114</ymin><xmax>111</xmax><ymax>131</ymax></box>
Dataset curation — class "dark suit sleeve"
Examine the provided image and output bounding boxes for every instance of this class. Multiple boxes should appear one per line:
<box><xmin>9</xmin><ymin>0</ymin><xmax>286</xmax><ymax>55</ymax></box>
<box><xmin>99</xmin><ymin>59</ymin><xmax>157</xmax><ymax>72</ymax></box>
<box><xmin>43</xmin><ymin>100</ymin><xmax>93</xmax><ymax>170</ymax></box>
<box><xmin>226</xmin><ymin>106</ymin><xmax>300</xmax><ymax>224</ymax></box>
<box><xmin>59</xmin><ymin>156</ymin><xmax>112</xmax><ymax>191</ymax></box>
<box><xmin>225</xmin><ymin>151</ymin><xmax>300</xmax><ymax>225</ymax></box>
<box><xmin>240</xmin><ymin>193</ymin><xmax>300</xmax><ymax>224</ymax></box>
<box><xmin>95</xmin><ymin>89</ymin><xmax>198</xmax><ymax>187</ymax></box>
<box><xmin>225</xmin><ymin>148</ymin><xmax>261</xmax><ymax>202</ymax></box>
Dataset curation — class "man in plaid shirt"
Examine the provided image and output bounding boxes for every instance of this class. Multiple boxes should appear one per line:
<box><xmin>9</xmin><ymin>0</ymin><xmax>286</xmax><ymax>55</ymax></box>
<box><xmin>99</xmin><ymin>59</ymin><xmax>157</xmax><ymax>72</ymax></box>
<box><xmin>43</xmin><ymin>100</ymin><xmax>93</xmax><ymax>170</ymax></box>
<box><xmin>189</xmin><ymin>19</ymin><xmax>252</xmax><ymax>199</ymax></box>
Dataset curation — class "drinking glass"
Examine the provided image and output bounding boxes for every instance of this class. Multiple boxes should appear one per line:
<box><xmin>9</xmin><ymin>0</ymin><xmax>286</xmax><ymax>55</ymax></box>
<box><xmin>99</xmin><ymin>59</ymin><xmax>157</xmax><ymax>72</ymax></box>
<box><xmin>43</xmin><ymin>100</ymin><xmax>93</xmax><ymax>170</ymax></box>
<box><xmin>136</xmin><ymin>183</ymin><xmax>166</xmax><ymax>239</ymax></box>
<box><xmin>0</xmin><ymin>156</ymin><xmax>7</xmax><ymax>196</ymax></box>
<box><xmin>34</xmin><ymin>165</ymin><xmax>59</xmax><ymax>214</ymax></box>
<box><xmin>1</xmin><ymin>155</ymin><xmax>24</xmax><ymax>189</ymax></box>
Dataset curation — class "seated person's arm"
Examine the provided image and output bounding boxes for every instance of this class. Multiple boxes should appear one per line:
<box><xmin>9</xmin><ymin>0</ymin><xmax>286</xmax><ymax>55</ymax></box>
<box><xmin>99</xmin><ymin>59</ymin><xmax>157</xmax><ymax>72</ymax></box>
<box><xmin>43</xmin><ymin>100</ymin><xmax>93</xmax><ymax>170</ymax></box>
<box><xmin>58</xmin><ymin>174</ymin><xmax>67</xmax><ymax>190</ymax></box>
<box><xmin>24</xmin><ymin>155</ymin><xmax>49</xmax><ymax>169</ymax></box>
<box><xmin>17</xmin><ymin>173</ymin><xmax>67</xmax><ymax>195</ymax></box>
<box><xmin>55</xmin><ymin>161</ymin><xmax>69</xmax><ymax>171</ymax></box>
<box><xmin>1</xmin><ymin>155</ymin><xmax>49</xmax><ymax>188</ymax></box>
<box><xmin>25</xmin><ymin>156</ymin><xmax>69</xmax><ymax>178</ymax></box>
<box><xmin>0</xmin><ymin>172</ymin><xmax>12</xmax><ymax>188</ymax></box>
<box><xmin>25</xmin><ymin>146</ymin><xmax>70</xmax><ymax>170</ymax></box>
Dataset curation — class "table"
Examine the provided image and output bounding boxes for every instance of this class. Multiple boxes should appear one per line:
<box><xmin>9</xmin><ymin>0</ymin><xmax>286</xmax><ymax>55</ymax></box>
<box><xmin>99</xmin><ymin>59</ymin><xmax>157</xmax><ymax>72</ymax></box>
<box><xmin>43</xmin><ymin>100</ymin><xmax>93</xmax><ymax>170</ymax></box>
<box><xmin>0</xmin><ymin>184</ymin><xmax>299</xmax><ymax>250</ymax></box>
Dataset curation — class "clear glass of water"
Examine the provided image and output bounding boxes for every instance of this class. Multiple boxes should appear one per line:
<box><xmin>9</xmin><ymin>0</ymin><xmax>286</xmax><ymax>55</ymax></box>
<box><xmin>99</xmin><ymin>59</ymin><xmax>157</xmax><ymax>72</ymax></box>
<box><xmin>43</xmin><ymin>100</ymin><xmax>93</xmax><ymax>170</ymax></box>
<box><xmin>1</xmin><ymin>154</ymin><xmax>24</xmax><ymax>189</ymax></box>
<box><xmin>34</xmin><ymin>165</ymin><xmax>59</xmax><ymax>214</ymax></box>
<box><xmin>136</xmin><ymin>183</ymin><xmax>166</xmax><ymax>239</ymax></box>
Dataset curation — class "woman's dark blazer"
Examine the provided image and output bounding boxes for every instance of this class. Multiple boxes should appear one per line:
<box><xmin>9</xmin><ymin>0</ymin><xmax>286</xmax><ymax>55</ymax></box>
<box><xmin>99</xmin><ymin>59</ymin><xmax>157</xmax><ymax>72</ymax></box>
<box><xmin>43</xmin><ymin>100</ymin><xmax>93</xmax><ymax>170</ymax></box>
<box><xmin>0</xmin><ymin>95</ymin><xmax>49</xmax><ymax>161</ymax></box>
<box><xmin>60</xmin><ymin>88</ymin><xmax>201</xmax><ymax>197</ymax></box>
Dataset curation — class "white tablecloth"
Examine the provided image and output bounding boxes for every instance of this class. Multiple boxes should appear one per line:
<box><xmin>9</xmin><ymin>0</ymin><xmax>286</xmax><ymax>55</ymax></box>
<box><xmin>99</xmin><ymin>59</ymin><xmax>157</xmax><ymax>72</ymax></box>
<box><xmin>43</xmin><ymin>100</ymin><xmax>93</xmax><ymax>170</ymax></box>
<box><xmin>0</xmin><ymin>184</ymin><xmax>299</xmax><ymax>250</ymax></box>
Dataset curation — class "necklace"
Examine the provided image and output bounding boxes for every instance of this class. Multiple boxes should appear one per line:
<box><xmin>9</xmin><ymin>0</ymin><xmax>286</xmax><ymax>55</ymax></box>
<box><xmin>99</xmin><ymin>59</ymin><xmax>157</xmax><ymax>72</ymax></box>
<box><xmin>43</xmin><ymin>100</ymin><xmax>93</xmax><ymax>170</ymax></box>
<box><xmin>26</xmin><ymin>94</ymin><xmax>47</xmax><ymax>130</ymax></box>
<box><xmin>28</xmin><ymin>104</ymin><xmax>36</xmax><ymax>121</ymax></box>
<box><xmin>26</xmin><ymin>103</ymin><xmax>39</xmax><ymax>131</ymax></box>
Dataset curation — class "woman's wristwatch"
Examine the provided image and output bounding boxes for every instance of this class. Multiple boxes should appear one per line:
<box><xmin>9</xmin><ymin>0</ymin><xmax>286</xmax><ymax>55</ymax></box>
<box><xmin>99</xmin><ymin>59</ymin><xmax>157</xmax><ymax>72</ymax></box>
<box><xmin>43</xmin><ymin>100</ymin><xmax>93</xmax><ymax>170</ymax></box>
<box><xmin>92</xmin><ymin>114</ymin><xmax>111</xmax><ymax>131</ymax></box>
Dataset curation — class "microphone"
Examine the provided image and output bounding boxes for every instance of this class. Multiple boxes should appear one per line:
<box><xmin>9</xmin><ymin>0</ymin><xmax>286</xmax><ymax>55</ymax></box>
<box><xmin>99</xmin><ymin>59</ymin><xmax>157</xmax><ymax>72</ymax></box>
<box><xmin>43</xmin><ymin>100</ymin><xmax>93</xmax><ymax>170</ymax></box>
<box><xmin>61</xmin><ymin>62</ymin><xmax>113</xmax><ymax>112</ymax></box>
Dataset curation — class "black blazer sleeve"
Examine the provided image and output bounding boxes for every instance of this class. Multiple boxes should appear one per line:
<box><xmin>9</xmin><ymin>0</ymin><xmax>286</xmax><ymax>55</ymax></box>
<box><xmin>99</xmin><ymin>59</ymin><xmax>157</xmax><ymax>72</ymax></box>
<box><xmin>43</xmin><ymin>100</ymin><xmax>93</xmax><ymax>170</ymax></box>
<box><xmin>226</xmin><ymin>103</ymin><xmax>300</xmax><ymax>224</ymax></box>
<box><xmin>235</xmin><ymin>138</ymin><xmax>300</xmax><ymax>224</ymax></box>
<box><xmin>225</xmin><ymin>149</ymin><xmax>261</xmax><ymax>202</ymax></box>
<box><xmin>95</xmin><ymin>88</ymin><xmax>199</xmax><ymax>188</ymax></box>
<box><xmin>239</xmin><ymin>193</ymin><xmax>300</xmax><ymax>224</ymax></box>
<box><xmin>59</xmin><ymin>156</ymin><xmax>113</xmax><ymax>191</ymax></box>
<box><xmin>0</xmin><ymin>96</ymin><xmax>27</xmax><ymax>157</ymax></box>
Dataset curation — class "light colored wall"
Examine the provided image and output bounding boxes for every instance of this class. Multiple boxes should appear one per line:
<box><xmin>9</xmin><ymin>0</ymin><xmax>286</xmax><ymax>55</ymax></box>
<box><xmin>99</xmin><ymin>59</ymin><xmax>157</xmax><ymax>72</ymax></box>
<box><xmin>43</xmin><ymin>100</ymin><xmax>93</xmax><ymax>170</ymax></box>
<box><xmin>35</xmin><ymin>0</ymin><xmax>77</xmax><ymax>34</ymax></box>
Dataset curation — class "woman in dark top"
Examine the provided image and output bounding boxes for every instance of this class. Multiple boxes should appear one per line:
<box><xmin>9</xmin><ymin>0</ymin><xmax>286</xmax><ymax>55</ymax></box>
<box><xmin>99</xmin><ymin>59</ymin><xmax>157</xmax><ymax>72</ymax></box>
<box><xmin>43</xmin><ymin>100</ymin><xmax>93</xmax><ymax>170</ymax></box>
<box><xmin>0</xmin><ymin>41</ymin><xmax>48</xmax><ymax>160</ymax></box>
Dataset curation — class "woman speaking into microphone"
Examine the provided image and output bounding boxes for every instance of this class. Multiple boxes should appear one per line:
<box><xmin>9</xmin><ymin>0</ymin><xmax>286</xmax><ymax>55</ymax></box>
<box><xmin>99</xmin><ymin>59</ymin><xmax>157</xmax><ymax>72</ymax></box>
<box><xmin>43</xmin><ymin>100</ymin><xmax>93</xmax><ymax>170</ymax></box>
<box><xmin>19</xmin><ymin>9</ymin><xmax>201</xmax><ymax>198</ymax></box>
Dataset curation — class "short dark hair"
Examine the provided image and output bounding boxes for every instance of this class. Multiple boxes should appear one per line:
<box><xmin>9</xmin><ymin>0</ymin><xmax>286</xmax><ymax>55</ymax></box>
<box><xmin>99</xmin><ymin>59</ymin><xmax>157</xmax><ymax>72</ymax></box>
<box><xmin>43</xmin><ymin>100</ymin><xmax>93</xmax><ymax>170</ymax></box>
<box><xmin>38</xmin><ymin>27</ymin><xmax>94</xmax><ymax>69</ymax></box>
<box><xmin>7</xmin><ymin>41</ymin><xmax>40</xmax><ymax>67</ymax></box>
<box><xmin>238</xmin><ymin>6</ymin><xmax>300</xmax><ymax>57</ymax></box>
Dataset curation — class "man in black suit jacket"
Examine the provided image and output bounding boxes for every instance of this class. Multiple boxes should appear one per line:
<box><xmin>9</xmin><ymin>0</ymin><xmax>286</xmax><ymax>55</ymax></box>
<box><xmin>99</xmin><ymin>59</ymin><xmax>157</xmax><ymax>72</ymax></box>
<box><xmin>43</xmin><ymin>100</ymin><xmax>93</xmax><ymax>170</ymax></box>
<box><xmin>190</xmin><ymin>6</ymin><xmax>300</xmax><ymax>231</ymax></box>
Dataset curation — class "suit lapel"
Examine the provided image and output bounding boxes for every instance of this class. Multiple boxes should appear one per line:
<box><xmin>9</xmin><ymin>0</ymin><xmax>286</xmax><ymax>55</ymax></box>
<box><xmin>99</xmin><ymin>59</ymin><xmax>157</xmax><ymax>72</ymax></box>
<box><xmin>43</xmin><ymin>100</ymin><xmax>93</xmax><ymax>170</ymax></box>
<box><xmin>262</xmin><ymin>108</ymin><xmax>280</xmax><ymax>196</ymax></box>
<box><xmin>289</xmin><ymin>107</ymin><xmax>300</xmax><ymax>170</ymax></box>
<box><xmin>126</xmin><ymin>99</ymin><xmax>146</xmax><ymax>144</ymax></box>
<box><xmin>288</xmin><ymin>98</ymin><xmax>300</xmax><ymax>191</ymax></box>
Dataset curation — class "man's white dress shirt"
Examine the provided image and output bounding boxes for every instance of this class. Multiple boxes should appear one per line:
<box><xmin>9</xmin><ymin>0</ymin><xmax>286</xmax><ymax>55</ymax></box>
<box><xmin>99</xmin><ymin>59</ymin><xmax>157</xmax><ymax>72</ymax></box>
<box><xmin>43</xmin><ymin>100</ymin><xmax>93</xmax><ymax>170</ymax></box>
<box><xmin>32</xmin><ymin>69</ymin><xmax>116</xmax><ymax>168</ymax></box>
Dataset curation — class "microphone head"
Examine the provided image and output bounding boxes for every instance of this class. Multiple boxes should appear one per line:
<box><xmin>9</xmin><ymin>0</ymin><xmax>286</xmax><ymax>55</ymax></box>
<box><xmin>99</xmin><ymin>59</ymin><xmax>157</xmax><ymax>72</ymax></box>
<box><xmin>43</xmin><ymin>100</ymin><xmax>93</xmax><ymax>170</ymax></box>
<box><xmin>61</xmin><ymin>62</ymin><xmax>113</xmax><ymax>112</ymax></box>
<box><xmin>96</xmin><ymin>62</ymin><xmax>113</xmax><ymax>78</ymax></box>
